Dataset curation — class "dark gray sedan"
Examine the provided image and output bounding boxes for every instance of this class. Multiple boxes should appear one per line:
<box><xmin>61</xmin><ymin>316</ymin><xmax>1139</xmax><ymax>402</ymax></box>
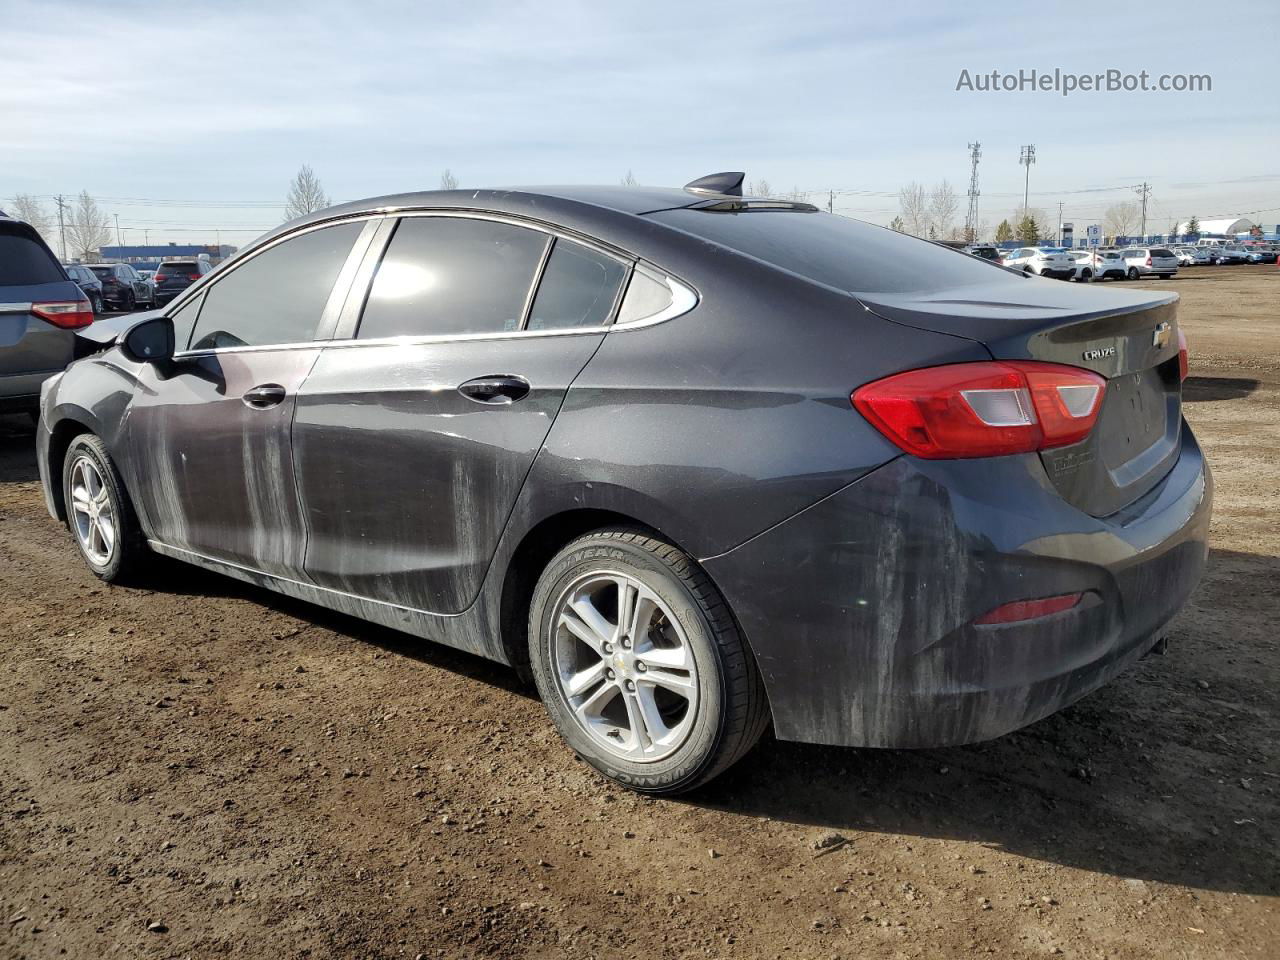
<box><xmin>36</xmin><ymin>174</ymin><xmax>1212</xmax><ymax>793</ymax></box>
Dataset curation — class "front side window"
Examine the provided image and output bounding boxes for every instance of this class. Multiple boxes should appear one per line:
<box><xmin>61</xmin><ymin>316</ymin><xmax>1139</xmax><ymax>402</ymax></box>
<box><xmin>187</xmin><ymin>221</ymin><xmax>362</xmax><ymax>351</ymax></box>
<box><xmin>526</xmin><ymin>239</ymin><xmax>628</xmax><ymax>331</ymax></box>
<box><xmin>357</xmin><ymin>216</ymin><xmax>548</xmax><ymax>339</ymax></box>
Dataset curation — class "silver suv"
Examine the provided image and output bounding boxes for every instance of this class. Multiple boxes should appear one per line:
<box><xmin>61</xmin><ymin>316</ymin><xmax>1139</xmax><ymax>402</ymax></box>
<box><xmin>1118</xmin><ymin>247</ymin><xmax>1179</xmax><ymax>280</ymax></box>
<box><xmin>0</xmin><ymin>211</ymin><xmax>94</xmax><ymax>414</ymax></box>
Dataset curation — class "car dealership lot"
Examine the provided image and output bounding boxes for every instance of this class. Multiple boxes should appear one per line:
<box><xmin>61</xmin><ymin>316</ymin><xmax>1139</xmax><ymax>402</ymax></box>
<box><xmin>0</xmin><ymin>265</ymin><xmax>1275</xmax><ymax>958</ymax></box>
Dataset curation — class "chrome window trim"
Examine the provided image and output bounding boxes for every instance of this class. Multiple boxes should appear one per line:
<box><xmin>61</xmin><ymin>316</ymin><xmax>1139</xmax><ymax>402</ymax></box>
<box><xmin>169</xmin><ymin>208</ymin><xmax>700</xmax><ymax>356</ymax></box>
<box><xmin>162</xmin><ymin>212</ymin><xmax>387</xmax><ymax>318</ymax></box>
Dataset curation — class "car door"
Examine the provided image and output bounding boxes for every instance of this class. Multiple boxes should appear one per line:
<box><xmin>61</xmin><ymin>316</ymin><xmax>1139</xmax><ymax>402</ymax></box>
<box><xmin>124</xmin><ymin>218</ymin><xmax>374</xmax><ymax>577</ymax></box>
<box><xmin>293</xmin><ymin>214</ymin><xmax>630</xmax><ymax>614</ymax></box>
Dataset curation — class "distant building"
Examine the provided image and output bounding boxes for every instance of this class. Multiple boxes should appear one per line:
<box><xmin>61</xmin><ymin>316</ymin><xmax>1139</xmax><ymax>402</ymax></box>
<box><xmin>1175</xmin><ymin>217</ymin><xmax>1255</xmax><ymax>237</ymax></box>
<box><xmin>99</xmin><ymin>242</ymin><xmax>237</xmax><ymax>264</ymax></box>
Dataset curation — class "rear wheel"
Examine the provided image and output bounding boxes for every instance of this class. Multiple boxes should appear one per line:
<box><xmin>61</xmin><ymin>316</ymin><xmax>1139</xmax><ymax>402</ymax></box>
<box><xmin>62</xmin><ymin>434</ymin><xmax>148</xmax><ymax>583</ymax></box>
<box><xmin>124</xmin><ymin>290</ymin><xmax>136</xmax><ymax>312</ymax></box>
<box><xmin>90</xmin><ymin>292</ymin><xmax>104</xmax><ymax>314</ymax></box>
<box><xmin>528</xmin><ymin>528</ymin><xmax>769</xmax><ymax>795</ymax></box>
<box><xmin>1127</xmin><ymin>267</ymin><xmax>1140</xmax><ymax>280</ymax></box>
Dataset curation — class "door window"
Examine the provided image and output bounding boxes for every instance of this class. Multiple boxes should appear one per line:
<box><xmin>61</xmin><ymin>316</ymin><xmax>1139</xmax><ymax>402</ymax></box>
<box><xmin>357</xmin><ymin>217</ymin><xmax>548</xmax><ymax>339</ymax></box>
<box><xmin>525</xmin><ymin>239</ymin><xmax>628</xmax><ymax>331</ymax></box>
<box><xmin>187</xmin><ymin>221</ymin><xmax>362</xmax><ymax>351</ymax></box>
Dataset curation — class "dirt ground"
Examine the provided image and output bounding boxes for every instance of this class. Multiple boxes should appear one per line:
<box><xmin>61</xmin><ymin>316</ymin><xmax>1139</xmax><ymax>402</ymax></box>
<box><xmin>1</xmin><ymin>265</ymin><xmax>1276</xmax><ymax>960</ymax></box>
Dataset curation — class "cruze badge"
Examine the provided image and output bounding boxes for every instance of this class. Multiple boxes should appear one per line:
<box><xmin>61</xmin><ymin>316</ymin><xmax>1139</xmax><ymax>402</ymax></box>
<box><xmin>1082</xmin><ymin>345</ymin><xmax>1116</xmax><ymax>361</ymax></box>
<box><xmin>1153</xmin><ymin>321</ymin><xmax>1172</xmax><ymax>348</ymax></box>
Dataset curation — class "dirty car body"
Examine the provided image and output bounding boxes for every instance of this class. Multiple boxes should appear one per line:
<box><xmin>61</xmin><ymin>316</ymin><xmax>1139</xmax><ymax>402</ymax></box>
<box><xmin>36</xmin><ymin>183</ymin><xmax>1212</xmax><ymax>753</ymax></box>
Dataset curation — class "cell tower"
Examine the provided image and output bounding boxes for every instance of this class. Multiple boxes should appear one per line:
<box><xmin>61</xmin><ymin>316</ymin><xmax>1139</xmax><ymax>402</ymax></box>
<box><xmin>964</xmin><ymin>142</ymin><xmax>981</xmax><ymax>241</ymax></box>
<box><xmin>1019</xmin><ymin>144</ymin><xmax>1036</xmax><ymax>214</ymax></box>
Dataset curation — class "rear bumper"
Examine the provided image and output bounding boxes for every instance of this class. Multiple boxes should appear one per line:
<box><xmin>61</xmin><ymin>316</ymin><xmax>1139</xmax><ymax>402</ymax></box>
<box><xmin>702</xmin><ymin>420</ymin><xmax>1212</xmax><ymax>748</ymax></box>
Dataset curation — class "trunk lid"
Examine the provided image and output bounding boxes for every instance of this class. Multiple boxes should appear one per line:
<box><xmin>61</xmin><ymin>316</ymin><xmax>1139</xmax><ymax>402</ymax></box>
<box><xmin>856</xmin><ymin>280</ymin><xmax>1183</xmax><ymax>517</ymax></box>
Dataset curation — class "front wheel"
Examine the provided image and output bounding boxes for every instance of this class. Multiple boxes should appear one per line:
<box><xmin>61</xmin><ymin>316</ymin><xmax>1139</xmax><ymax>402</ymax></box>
<box><xmin>62</xmin><ymin>434</ymin><xmax>148</xmax><ymax>583</ymax></box>
<box><xmin>528</xmin><ymin>528</ymin><xmax>769</xmax><ymax>795</ymax></box>
<box><xmin>124</xmin><ymin>290</ymin><xmax>136</xmax><ymax>312</ymax></box>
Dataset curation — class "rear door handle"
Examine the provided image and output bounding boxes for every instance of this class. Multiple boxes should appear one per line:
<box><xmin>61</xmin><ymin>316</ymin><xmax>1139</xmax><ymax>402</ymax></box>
<box><xmin>242</xmin><ymin>383</ymin><xmax>287</xmax><ymax>409</ymax></box>
<box><xmin>458</xmin><ymin>375</ymin><xmax>530</xmax><ymax>405</ymax></box>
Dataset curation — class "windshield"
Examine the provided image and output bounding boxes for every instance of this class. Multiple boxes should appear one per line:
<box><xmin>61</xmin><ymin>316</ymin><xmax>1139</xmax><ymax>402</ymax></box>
<box><xmin>646</xmin><ymin>208</ymin><xmax>1015</xmax><ymax>294</ymax></box>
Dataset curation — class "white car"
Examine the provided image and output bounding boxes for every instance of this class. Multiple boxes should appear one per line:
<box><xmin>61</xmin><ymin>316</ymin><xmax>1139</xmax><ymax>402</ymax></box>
<box><xmin>1117</xmin><ymin>247</ymin><xmax>1179</xmax><ymax>279</ymax></box>
<box><xmin>1173</xmin><ymin>247</ymin><xmax>1207</xmax><ymax>266</ymax></box>
<box><xmin>1072</xmin><ymin>248</ymin><xmax>1127</xmax><ymax>281</ymax></box>
<box><xmin>1001</xmin><ymin>246</ymin><xmax>1078</xmax><ymax>280</ymax></box>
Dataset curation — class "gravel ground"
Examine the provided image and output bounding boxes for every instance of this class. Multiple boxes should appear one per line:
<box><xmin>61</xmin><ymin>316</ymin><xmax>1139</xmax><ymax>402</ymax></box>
<box><xmin>1</xmin><ymin>265</ymin><xmax>1276</xmax><ymax>959</ymax></box>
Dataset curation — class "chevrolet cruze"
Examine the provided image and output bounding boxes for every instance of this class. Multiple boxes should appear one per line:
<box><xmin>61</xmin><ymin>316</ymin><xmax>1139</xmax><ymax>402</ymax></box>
<box><xmin>37</xmin><ymin>173</ymin><xmax>1212</xmax><ymax>793</ymax></box>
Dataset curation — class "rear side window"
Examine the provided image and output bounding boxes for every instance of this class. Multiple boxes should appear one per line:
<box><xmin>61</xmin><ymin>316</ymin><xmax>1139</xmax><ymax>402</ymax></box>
<box><xmin>0</xmin><ymin>229</ymin><xmax>64</xmax><ymax>285</ymax></box>
<box><xmin>648</xmin><ymin>208</ymin><xmax>1013</xmax><ymax>295</ymax></box>
<box><xmin>188</xmin><ymin>221</ymin><xmax>362</xmax><ymax>351</ymax></box>
<box><xmin>526</xmin><ymin>239</ymin><xmax>627</xmax><ymax>331</ymax></box>
<box><xmin>357</xmin><ymin>217</ymin><xmax>548</xmax><ymax>339</ymax></box>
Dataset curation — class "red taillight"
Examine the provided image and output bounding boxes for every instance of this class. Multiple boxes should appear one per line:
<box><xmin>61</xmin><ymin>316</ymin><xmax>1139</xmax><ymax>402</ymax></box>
<box><xmin>32</xmin><ymin>299</ymin><xmax>95</xmax><ymax>330</ymax></box>
<box><xmin>153</xmin><ymin>273</ymin><xmax>167</xmax><ymax>283</ymax></box>
<box><xmin>852</xmin><ymin>361</ymin><xmax>1107</xmax><ymax>459</ymax></box>
<box><xmin>1145</xmin><ymin>256</ymin><xmax>1152</xmax><ymax>266</ymax></box>
<box><xmin>974</xmin><ymin>592</ymin><xmax>1083</xmax><ymax>625</ymax></box>
<box><xmin>186</xmin><ymin>273</ymin><xmax>200</xmax><ymax>281</ymax></box>
<box><xmin>1177</xmin><ymin>330</ymin><xmax>1189</xmax><ymax>382</ymax></box>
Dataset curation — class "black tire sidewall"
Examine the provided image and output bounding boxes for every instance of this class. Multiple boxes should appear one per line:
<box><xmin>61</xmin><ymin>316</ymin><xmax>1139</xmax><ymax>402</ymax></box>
<box><xmin>528</xmin><ymin>537</ymin><xmax>728</xmax><ymax>793</ymax></box>
<box><xmin>62</xmin><ymin>436</ymin><xmax>131</xmax><ymax>581</ymax></box>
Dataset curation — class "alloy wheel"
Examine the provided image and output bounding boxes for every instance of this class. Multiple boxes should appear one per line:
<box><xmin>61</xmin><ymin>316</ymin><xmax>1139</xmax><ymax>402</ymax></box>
<box><xmin>550</xmin><ymin>571</ymin><xmax>698</xmax><ymax>763</ymax></box>
<box><xmin>69</xmin><ymin>456</ymin><xmax>116</xmax><ymax>566</ymax></box>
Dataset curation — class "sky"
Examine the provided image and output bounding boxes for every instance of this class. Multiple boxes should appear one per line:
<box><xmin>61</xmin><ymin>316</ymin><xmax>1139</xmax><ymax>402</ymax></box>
<box><xmin>3</xmin><ymin>0</ymin><xmax>1278</xmax><ymax>247</ymax></box>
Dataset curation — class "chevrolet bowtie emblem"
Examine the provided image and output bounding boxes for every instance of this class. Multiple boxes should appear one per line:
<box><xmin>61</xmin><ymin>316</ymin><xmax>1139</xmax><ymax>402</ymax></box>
<box><xmin>1153</xmin><ymin>321</ymin><xmax>1172</xmax><ymax>348</ymax></box>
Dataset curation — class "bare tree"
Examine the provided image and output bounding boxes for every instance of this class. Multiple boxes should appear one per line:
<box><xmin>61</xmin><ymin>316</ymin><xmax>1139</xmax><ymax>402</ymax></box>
<box><xmin>8</xmin><ymin>193</ymin><xmax>52</xmax><ymax>243</ymax></box>
<box><xmin>65</xmin><ymin>191</ymin><xmax>110</xmax><ymax>261</ymax></box>
<box><xmin>747</xmin><ymin>179</ymin><xmax>772</xmax><ymax>198</ymax></box>
<box><xmin>928</xmin><ymin>180</ymin><xmax>959</xmax><ymax>239</ymax></box>
<box><xmin>898</xmin><ymin>182</ymin><xmax>930</xmax><ymax>237</ymax></box>
<box><xmin>1102</xmin><ymin>201</ymin><xmax>1140</xmax><ymax>239</ymax></box>
<box><xmin>620</xmin><ymin>170</ymin><xmax>638</xmax><ymax>187</ymax></box>
<box><xmin>781</xmin><ymin>186</ymin><xmax>809</xmax><ymax>203</ymax></box>
<box><xmin>439</xmin><ymin>169</ymin><xmax>459</xmax><ymax>191</ymax></box>
<box><xmin>284</xmin><ymin>164</ymin><xmax>330</xmax><ymax>221</ymax></box>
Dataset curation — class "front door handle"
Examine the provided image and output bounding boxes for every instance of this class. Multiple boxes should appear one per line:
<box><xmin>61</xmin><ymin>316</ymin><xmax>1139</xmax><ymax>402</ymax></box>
<box><xmin>458</xmin><ymin>375</ymin><xmax>530</xmax><ymax>405</ymax></box>
<box><xmin>242</xmin><ymin>383</ymin><xmax>287</xmax><ymax>409</ymax></box>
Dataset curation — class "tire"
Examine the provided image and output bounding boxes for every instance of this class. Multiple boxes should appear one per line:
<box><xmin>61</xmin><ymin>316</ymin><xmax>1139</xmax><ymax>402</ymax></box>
<box><xmin>90</xmin><ymin>292</ymin><xmax>104</xmax><ymax>314</ymax></box>
<box><xmin>1127</xmin><ymin>267</ymin><xmax>1140</xmax><ymax>280</ymax></box>
<box><xmin>62</xmin><ymin>434</ymin><xmax>148</xmax><ymax>584</ymax></box>
<box><xmin>1023</xmin><ymin>266</ymin><xmax>1034</xmax><ymax>276</ymax></box>
<box><xmin>124</xmin><ymin>290</ymin><xmax>136</xmax><ymax>312</ymax></box>
<box><xmin>528</xmin><ymin>527</ymin><xmax>769</xmax><ymax>795</ymax></box>
<box><xmin>1081</xmin><ymin>269</ymin><xmax>1093</xmax><ymax>282</ymax></box>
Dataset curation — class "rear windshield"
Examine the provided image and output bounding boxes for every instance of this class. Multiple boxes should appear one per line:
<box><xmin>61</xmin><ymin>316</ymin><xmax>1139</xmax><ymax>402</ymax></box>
<box><xmin>88</xmin><ymin>266</ymin><xmax>114</xmax><ymax>279</ymax></box>
<box><xmin>647</xmin><ymin>208</ymin><xmax>1012</xmax><ymax>294</ymax></box>
<box><xmin>0</xmin><ymin>228</ymin><xmax>66</xmax><ymax>285</ymax></box>
<box><xmin>159</xmin><ymin>261</ymin><xmax>198</xmax><ymax>271</ymax></box>
<box><xmin>1150</xmin><ymin>249</ymin><xmax>1174</xmax><ymax>257</ymax></box>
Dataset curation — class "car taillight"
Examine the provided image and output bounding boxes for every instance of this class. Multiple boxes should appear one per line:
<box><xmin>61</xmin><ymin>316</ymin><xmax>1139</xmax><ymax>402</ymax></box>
<box><xmin>187</xmin><ymin>273</ymin><xmax>200</xmax><ymax>281</ymax></box>
<box><xmin>1177</xmin><ymin>330</ymin><xmax>1189</xmax><ymax>382</ymax></box>
<box><xmin>852</xmin><ymin>361</ymin><xmax>1107</xmax><ymax>459</ymax></box>
<box><xmin>1146</xmin><ymin>256</ymin><xmax>1152</xmax><ymax>266</ymax></box>
<box><xmin>32</xmin><ymin>299</ymin><xmax>95</xmax><ymax>330</ymax></box>
<box><xmin>154</xmin><ymin>273</ymin><xmax>167</xmax><ymax>283</ymax></box>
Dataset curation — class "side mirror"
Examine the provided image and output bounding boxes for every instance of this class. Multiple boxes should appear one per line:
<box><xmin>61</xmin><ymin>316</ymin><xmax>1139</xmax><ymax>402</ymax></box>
<box><xmin>121</xmin><ymin>316</ymin><xmax>175</xmax><ymax>364</ymax></box>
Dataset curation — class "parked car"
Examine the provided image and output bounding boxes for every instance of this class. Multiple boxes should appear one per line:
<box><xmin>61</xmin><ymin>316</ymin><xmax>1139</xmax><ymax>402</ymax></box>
<box><xmin>1243</xmin><ymin>247</ymin><xmax>1274</xmax><ymax>264</ymax></box>
<box><xmin>1117</xmin><ymin>247</ymin><xmax>1179</xmax><ymax>279</ymax></box>
<box><xmin>135</xmin><ymin>268</ymin><xmax>156</xmax><ymax>283</ymax></box>
<box><xmin>0</xmin><ymin>210</ymin><xmax>94</xmax><ymax>414</ymax></box>
<box><xmin>152</xmin><ymin>258</ymin><xmax>214</xmax><ymax>305</ymax></box>
<box><xmin>963</xmin><ymin>244</ymin><xmax>1002</xmax><ymax>263</ymax></box>
<box><xmin>1173</xmin><ymin>246</ymin><xmax>1211</xmax><ymax>266</ymax></box>
<box><xmin>1217</xmin><ymin>245</ymin><xmax>1250</xmax><ymax>265</ymax></box>
<box><xmin>1071</xmin><ymin>249</ymin><xmax>1126</xmax><ymax>281</ymax></box>
<box><xmin>85</xmin><ymin>262</ymin><xmax>155</xmax><ymax>311</ymax></box>
<box><xmin>63</xmin><ymin>263</ymin><xmax>106</xmax><ymax>314</ymax></box>
<box><xmin>1002</xmin><ymin>246</ymin><xmax>1078</xmax><ymax>279</ymax></box>
<box><xmin>36</xmin><ymin>175</ymin><xmax>1211</xmax><ymax>794</ymax></box>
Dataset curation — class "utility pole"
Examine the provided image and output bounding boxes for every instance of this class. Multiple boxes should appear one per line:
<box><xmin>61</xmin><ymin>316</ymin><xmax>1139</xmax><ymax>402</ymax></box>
<box><xmin>827</xmin><ymin>189</ymin><xmax>833</xmax><ymax>214</ymax></box>
<box><xmin>1019</xmin><ymin>144</ymin><xmax>1036</xmax><ymax>217</ymax></box>
<box><xmin>964</xmin><ymin>141</ymin><xmax>981</xmax><ymax>242</ymax></box>
<box><xmin>54</xmin><ymin>194</ymin><xmax>69</xmax><ymax>260</ymax></box>
<box><xmin>1135</xmin><ymin>182</ymin><xmax>1151</xmax><ymax>241</ymax></box>
<box><xmin>114</xmin><ymin>213</ymin><xmax>121</xmax><ymax>247</ymax></box>
<box><xmin>1057</xmin><ymin>202</ymin><xmax>1064</xmax><ymax>246</ymax></box>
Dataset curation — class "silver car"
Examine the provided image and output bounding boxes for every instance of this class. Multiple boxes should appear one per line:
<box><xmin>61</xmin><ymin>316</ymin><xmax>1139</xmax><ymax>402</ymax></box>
<box><xmin>1118</xmin><ymin>247</ymin><xmax>1179</xmax><ymax>280</ymax></box>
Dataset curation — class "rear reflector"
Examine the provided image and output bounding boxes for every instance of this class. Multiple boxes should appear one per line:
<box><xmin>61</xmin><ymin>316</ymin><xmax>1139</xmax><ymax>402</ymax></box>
<box><xmin>852</xmin><ymin>361</ymin><xmax>1107</xmax><ymax>459</ymax></box>
<box><xmin>32</xmin><ymin>299</ymin><xmax>95</xmax><ymax>330</ymax></box>
<box><xmin>974</xmin><ymin>593</ymin><xmax>1083</xmax><ymax>625</ymax></box>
